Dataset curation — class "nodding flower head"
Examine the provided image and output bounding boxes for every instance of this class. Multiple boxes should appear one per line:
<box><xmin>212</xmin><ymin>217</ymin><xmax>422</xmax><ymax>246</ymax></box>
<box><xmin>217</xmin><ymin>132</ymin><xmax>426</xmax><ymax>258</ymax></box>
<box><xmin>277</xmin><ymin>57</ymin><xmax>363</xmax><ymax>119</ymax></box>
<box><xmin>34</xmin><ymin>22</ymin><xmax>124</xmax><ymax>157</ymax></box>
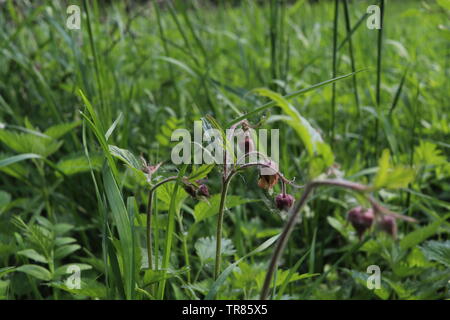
<box><xmin>196</xmin><ymin>183</ymin><xmax>210</xmax><ymax>198</ymax></box>
<box><xmin>184</xmin><ymin>180</ymin><xmax>210</xmax><ymax>199</ymax></box>
<box><xmin>238</xmin><ymin>133</ymin><xmax>254</xmax><ymax>155</ymax></box>
<box><xmin>378</xmin><ymin>215</ymin><xmax>397</xmax><ymax>239</ymax></box>
<box><xmin>275</xmin><ymin>193</ymin><xmax>294</xmax><ymax>211</ymax></box>
<box><xmin>257</xmin><ymin>160</ymin><xmax>279</xmax><ymax>190</ymax></box>
<box><xmin>184</xmin><ymin>184</ymin><xmax>197</xmax><ymax>198</ymax></box>
<box><xmin>237</xmin><ymin>121</ymin><xmax>254</xmax><ymax>155</ymax></box>
<box><xmin>347</xmin><ymin>206</ymin><xmax>374</xmax><ymax>238</ymax></box>
<box><xmin>141</xmin><ymin>157</ymin><xmax>163</xmax><ymax>183</ymax></box>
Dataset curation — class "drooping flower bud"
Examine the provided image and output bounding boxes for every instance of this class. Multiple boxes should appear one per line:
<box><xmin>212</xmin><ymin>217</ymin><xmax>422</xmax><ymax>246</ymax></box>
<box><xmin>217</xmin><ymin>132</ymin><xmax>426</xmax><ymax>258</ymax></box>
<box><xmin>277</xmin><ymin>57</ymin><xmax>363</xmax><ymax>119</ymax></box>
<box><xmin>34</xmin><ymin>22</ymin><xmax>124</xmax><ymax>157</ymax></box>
<box><xmin>196</xmin><ymin>183</ymin><xmax>210</xmax><ymax>198</ymax></box>
<box><xmin>275</xmin><ymin>193</ymin><xmax>294</xmax><ymax>211</ymax></box>
<box><xmin>378</xmin><ymin>215</ymin><xmax>397</xmax><ymax>238</ymax></box>
<box><xmin>347</xmin><ymin>206</ymin><xmax>374</xmax><ymax>238</ymax></box>
<box><xmin>184</xmin><ymin>184</ymin><xmax>197</xmax><ymax>198</ymax></box>
<box><xmin>257</xmin><ymin>160</ymin><xmax>279</xmax><ymax>190</ymax></box>
<box><xmin>237</xmin><ymin>127</ymin><xmax>255</xmax><ymax>156</ymax></box>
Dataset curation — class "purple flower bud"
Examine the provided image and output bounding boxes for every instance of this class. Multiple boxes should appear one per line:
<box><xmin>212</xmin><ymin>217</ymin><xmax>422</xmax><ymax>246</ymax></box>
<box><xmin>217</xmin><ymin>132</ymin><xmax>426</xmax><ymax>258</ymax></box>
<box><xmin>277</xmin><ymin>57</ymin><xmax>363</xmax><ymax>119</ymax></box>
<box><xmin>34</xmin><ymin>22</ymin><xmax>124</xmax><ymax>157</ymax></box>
<box><xmin>238</xmin><ymin>130</ymin><xmax>255</xmax><ymax>155</ymax></box>
<box><xmin>184</xmin><ymin>184</ymin><xmax>197</xmax><ymax>198</ymax></box>
<box><xmin>275</xmin><ymin>193</ymin><xmax>295</xmax><ymax>211</ymax></box>
<box><xmin>347</xmin><ymin>206</ymin><xmax>374</xmax><ymax>238</ymax></box>
<box><xmin>196</xmin><ymin>184</ymin><xmax>210</xmax><ymax>198</ymax></box>
<box><xmin>378</xmin><ymin>215</ymin><xmax>397</xmax><ymax>238</ymax></box>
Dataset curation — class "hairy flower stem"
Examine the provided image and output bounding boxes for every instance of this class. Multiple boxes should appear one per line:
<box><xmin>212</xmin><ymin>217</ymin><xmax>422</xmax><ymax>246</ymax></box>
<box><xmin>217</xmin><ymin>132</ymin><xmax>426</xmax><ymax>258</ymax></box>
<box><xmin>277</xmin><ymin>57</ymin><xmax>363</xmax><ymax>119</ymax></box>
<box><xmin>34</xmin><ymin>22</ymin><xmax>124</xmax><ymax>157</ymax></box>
<box><xmin>146</xmin><ymin>176</ymin><xmax>178</xmax><ymax>271</ymax></box>
<box><xmin>259</xmin><ymin>178</ymin><xmax>412</xmax><ymax>300</ymax></box>
<box><xmin>214</xmin><ymin>161</ymin><xmax>297</xmax><ymax>280</ymax></box>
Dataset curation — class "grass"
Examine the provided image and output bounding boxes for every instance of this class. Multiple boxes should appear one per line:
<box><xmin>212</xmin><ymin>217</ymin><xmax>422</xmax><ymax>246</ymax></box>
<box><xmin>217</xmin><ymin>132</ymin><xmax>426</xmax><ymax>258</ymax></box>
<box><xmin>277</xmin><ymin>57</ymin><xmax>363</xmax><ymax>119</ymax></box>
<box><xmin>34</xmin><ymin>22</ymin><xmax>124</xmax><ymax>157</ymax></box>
<box><xmin>0</xmin><ymin>0</ymin><xmax>449</xmax><ymax>300</ymax></box>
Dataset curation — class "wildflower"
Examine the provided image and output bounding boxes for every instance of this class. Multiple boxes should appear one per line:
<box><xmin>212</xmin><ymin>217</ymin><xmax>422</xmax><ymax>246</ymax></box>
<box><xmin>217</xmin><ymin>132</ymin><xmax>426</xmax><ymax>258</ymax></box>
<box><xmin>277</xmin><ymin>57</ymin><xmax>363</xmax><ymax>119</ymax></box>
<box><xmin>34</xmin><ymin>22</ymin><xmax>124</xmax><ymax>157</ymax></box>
<box><xmin>141</xmin><ymin>156</ymin><xmax>163</xmax><ymax>183</ymax></box>
<box><xmin>184</xmin><ymin>184</ymin><xmax>197</xmax><ymax>198</ymax></box>
<box><xmin>347</xmin><ymin>206</ymin><xmax>374</xmax><ymax>238</ymax></box>
<box><xmin>237</xmin><ymin>121</ymin><xmax>255</xmax><ymax>155</ymax></box>
<box><xmin>197</xmin><ymin>183</ymin><xmax>210</xmax><ymax>198</ymax></box>
<box><xmin>257</xmin><ymin>160</ymin><xmax>279</xmax><ymax>189</ymax></box>
<box><xmin>275</xmin><ymin>193</ymin><xmax>294</xmax><ymax>211</ymax></box>
<box><xmin>184</xmin><ymin>180</ymin><xmax>210</xmax><ymax>199</ymax></box>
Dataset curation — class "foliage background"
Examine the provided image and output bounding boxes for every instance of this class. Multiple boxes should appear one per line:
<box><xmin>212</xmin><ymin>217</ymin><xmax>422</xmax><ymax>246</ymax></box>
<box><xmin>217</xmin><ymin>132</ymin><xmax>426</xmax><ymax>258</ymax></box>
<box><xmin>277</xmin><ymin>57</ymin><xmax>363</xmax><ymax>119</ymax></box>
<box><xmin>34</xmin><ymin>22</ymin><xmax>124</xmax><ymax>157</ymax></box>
<box><xmin>0</xmin><ymin>0</ymin><xmax>449</xmax><ymax>299</ymax></box>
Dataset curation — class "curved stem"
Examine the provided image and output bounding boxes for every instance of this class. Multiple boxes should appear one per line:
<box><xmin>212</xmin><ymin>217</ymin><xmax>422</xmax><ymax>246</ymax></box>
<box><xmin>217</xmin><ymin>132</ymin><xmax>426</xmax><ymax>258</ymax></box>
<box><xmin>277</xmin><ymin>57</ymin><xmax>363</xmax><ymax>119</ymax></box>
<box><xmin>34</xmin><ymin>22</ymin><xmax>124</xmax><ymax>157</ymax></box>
<box><xmin>260</xmin><ymin>179</ymin><xmax>376</xmax><ymax>300</ymax></box>
<box><xmin>214</xmin><ymin>161</ymin><xmax>299</xmax><ymax>279</ymax></box>
<box><xmin>237</xmin><ymin>162</ymin><xmax>304</xmax><ymax>189</ymax></box>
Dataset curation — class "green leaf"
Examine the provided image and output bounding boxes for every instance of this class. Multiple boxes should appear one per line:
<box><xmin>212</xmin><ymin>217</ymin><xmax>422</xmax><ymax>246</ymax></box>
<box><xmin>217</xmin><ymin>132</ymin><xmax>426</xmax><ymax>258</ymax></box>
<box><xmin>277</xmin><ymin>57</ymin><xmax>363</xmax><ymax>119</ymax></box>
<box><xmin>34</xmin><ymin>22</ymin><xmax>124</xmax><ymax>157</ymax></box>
<box><xmin>195</xmin><ymin>237</ymin><xmax>235</xmax><ymax>263</ymax></box>
<box><xmin>17</xmin><ymin>249</ymin><xmax>47</xmax><ymax>264</ymax></box>
<box><xmin>56</xmin><ymin>154</ymin><xmax>102</xmax><ymax>176</ymax></box>
<box><xmin>108</xmin><ymin>145</ymin><xmax>141</xmax><ymax>170</ymax></box>
<box><xmin>0</xmin><ymin>153</ymin><xmax>42</xmax><ymax>168</ymax></box>
<box><xmin>0</xmin><ymin>267</ymin><xmax>15</xmax><ymax>278</ymax></box>
<box><xmin>194</xmin><ymin>194</ymin><xmax>259</xmax><ymax>222</ymax></box>
<box><xmin>54</xmin><ymin>244</ymin><xmax>81</xmax><ymax>260</ymax></box>
<box><xmin>252</xmin><ymin>88</ymin><xmax>334</xmax><ymax>177</ymax></box>
<box><xmin>374</xmin><ymin>149</ymin><xmax>390</xmax><ymax>188</ymax></box>
<box><xmin>156</xmin><ymin>182</ymin><xmax>188</xmax><ymax>213</ymax></box>
<box><xmin>347</xmin><ymin>269</ymin><xmax>390</xmax><ymax>300</ymax></box>
<box><xmin>420</xmin><ymin>240</ymin><xmax>450</xmax><ymax>267</ymax></box>
<box><xmin>255</xmin><ymin>269</ymin><xmax>318</xmax><ymax>290</ymax></box>
<box><xmin>143</xmin><ymin>267</ymin><xmax>189</xmax><ymax>286</ymax></box>
<box><xmin>44</xmin><ymin>121</ymin><xmax>81</xmax><ymax>139</ymax></box>
<box><xmin>188</xmin><ymin>164</ymin><xmax>215</xmax><ymax>182</ymax></box>
<box><xmin>437</xmin><ymin>0</ymin><xmax>450</xmax><ymax>11</ymax></box>
<box><xmin>50</xmin><ymin>279</ymin><xmax>107</xmax><ymax>298</ymax></box>
<box><xmin>374</xmin><ymin>149</ymin><xmax>415</xmax><ymax>189</ymax></box>
<box><xmin>17</xmin><ymin>264</ymin><xmax>52</xmax><ymax>281</ymax></box>
<box><xmin>229</xmin><ymin>71</ymin><xmax>362</xmax><ymax>126</ymax></box>
<box><xmin>54</xmin><ymin>263</ymin><xmax>92</xmax><ymax>278</ymax></box>
<box><xmin>105</xmin><ymin>113</ymin><xmax>123</xmax><ymax>141</ymax></box>
<box><xmin>0</xmin><ymin>130</ymin><xmax>62</xmax><ymax>157</ymax></box>
<box><xmin>205</xmin><ymin>234</ymin><xmax>279</xmax><ymax>300</ymax></box>
<box><xmin>0</xmin><ymin>191</ymin><xmax>11</xmax><ymax>214</ymax></box>
<box><xmin>103</xmin><ymin>167</ymin><xmax>134</xmax><ymax>299</ymax></box>
<box><xmin>158</xmin><ymin>165</ymin><xmax>187</xmax><ymax>299</ymax></box>
<box><xmin>400</xmin><ymin>215</ymin><xmax>450</xmax><ymax>250</ymax></box>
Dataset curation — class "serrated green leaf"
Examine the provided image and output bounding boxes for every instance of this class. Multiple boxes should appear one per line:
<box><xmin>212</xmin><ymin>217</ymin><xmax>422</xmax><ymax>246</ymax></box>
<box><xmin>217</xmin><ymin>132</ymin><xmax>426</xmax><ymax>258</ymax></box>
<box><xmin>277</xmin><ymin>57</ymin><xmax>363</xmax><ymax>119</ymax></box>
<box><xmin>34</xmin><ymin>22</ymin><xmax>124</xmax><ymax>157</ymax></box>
<box><xmin>195</xmin><ymin>237</ymin><xmax>235</xmax><ymax>263</ymax></box>
<box><xmin>400</xmin><ymin>215</ymin><xmax>450</xmax><ymax>250</ymax></box>
<box><xmin>194</xmin><ymin>194</ymin><xmax>259</xmax><ymax>222</ymax></box>
<box><xmin>420</xmin><ymin>240</ymin><xmax>450</xmax><ymax>267</ymax></box>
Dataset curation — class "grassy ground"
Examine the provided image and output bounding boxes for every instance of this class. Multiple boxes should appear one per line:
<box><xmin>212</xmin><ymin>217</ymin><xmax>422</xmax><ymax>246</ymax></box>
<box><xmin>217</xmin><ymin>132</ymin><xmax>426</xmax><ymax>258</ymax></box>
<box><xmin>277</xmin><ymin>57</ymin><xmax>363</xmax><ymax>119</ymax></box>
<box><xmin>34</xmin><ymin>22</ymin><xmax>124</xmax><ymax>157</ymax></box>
<box><xmin>0</xmin><ymin>0</ymin><xmax>449</xmax><ymax>300</ymax></box>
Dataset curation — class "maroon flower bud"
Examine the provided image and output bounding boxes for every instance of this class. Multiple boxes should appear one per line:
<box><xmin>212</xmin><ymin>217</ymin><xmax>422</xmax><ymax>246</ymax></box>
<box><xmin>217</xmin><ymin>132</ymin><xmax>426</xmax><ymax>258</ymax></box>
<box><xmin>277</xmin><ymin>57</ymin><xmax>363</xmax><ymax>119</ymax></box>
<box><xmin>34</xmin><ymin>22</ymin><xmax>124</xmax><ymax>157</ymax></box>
<box><xmin>184</xmin><ymin>184</ymin><xmax>197</xmax><ymax>198</ymax></box>
<box><xmin>196</xmin><ymin>184</ymin><xmax>210</xmax><ymax>198</ymax></box>
<box><xmin>237</xmin><ymin>130</ymin><xmax>255</xmax><ymax>155</ymax></box>
<box><xmin>347</xmin><ymin>206</ymin><xmax>374</xmax><ymax>238</ymax></box>
<box><xmin>378</xmin><ymin>215</ymin><xmax>397</xmax><ymax>238</ymax></box>
<box><xmin>275</xmin><ymin>193</ymin><xmax>294</xmax><ymax>211</ymax></box>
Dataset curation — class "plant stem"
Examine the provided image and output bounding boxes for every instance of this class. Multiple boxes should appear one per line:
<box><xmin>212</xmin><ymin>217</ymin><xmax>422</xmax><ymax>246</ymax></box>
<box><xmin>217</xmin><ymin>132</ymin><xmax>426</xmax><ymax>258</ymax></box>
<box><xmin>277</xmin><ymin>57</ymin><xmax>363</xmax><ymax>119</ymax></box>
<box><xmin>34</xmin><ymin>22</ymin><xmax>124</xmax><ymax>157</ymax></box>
<box><xmin>374</xmin><ymin>0</ymin><xmax>385</xmax><ymax>159</ymax></box>
<box><xmin>214</xmin><ymin>175</ymin><xmax>231</xmax><ymax>280</ymax></box>
<box><xmin>146</xmin><ymin>176</ymin><xmax>178</xmax><ymax>271</ymax></box>
<box><xmin>260</xmin><ymin>178</ymin><xmax>416</xmax><ymax>300</ymax></box>
<box><xmin>260</xmin><ymin>179</ymin><xmax>372</xmax><ymax>300</ymax></box>
<box><xmin>331</xmin><ymin>0</ymin><xmax>339</xmax><ymax>141</ymax></box>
